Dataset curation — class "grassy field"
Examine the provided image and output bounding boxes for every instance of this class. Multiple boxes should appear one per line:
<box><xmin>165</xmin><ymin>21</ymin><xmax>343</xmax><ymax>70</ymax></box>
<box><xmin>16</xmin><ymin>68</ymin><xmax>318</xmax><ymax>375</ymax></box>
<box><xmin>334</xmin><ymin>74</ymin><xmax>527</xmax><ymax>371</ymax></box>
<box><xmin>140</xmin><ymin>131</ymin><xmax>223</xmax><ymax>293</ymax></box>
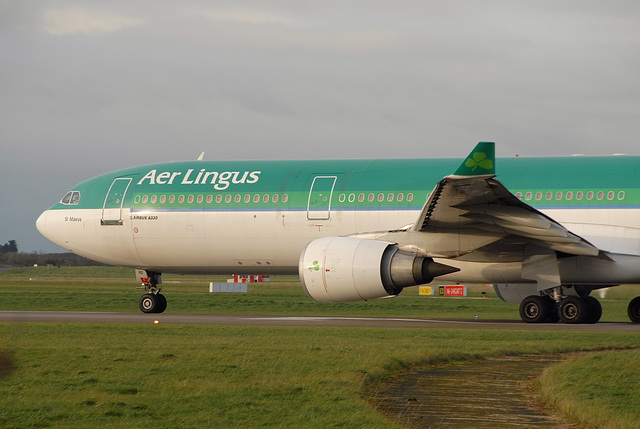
<box><xmin>538</xmin><ymin>349</ymin><xmax>640</xmax><ymax>429</ymax></box>
<box><xmin>1</xmin><ymin>266</ymin><xmax>639</xmax><ymax>321</ymax></box>
<box><xmin>1</xmin><ymin>266</ymin><xmax>640</xmax><ymax>428</ymax></box>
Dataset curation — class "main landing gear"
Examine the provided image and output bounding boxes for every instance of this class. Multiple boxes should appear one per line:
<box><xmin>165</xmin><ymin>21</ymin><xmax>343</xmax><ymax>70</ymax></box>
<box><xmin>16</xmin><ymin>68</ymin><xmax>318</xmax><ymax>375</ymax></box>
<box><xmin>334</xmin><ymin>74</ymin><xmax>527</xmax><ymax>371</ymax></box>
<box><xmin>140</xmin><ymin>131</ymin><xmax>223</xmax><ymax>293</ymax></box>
<box><xmin>519</xmin><ymin>293</ymin><xmax>602</xmax><ymax>324</ymax></box>
<box><xmin>138</xmin><ymin>270</ymin><xmax>167</xmax><ymax>314</ymax></box>
<box><xmin>520</xmin><ymin>289</ymin><xmax>640</xmax><ymax>324</ymax></box>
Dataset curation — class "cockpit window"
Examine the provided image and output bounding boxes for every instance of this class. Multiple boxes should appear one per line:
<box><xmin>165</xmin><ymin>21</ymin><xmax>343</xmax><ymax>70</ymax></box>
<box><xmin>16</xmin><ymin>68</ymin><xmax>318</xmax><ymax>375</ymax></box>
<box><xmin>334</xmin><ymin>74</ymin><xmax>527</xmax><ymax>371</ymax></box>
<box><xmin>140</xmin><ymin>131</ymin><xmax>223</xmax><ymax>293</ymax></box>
<box><xmin>60</xmin><ymin>191</ymin><xmax>81</xmax><ymax>205</ymax></box>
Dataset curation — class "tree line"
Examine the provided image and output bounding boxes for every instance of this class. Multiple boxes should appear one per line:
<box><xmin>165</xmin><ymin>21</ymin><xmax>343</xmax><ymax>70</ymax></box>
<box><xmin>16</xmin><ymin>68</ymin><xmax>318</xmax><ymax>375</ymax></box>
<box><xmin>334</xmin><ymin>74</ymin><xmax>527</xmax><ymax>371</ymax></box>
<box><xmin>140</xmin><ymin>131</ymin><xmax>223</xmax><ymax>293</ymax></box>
<box><xmin>0</xmin><ymin>240</ymin><xmax>18</xmax><ymax>254</ymax></box>
<box><xmin>0</xmin><ymin>240</ymin><xmax>101</xmax><ymax>267</ymax></box>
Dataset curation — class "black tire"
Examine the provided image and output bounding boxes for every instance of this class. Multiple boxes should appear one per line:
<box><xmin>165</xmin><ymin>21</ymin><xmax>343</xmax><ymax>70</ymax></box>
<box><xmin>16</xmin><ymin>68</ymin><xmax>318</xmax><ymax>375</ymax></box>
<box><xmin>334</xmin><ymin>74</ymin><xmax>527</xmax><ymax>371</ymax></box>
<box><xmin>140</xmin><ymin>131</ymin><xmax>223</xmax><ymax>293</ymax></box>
<box><xmin>628</xmin><ymin>296</ymin><xmax>640</xmax><ymax>323</ymax></box>
<box><xmin>156</xmin><ymin>294</ymin><xmax>167</xmax><ymax>314</ymax></box>
<box><xmin>583</xmin><ymin>296</ymin><xmax>602</xmax><ymax>324</ymax></box>
<box><xmin>520</xmin><ymin>295</ymin><xmax>550</xmax><ymax>323</ymax></box>
<box><xmin>139</xmin><ymin>293</ymin><xmax>159</xmax><ymax>313</ymax></box>
<box><xmin>558</xmin><ymin>296</ymin><xmax>587</xmax><ymax>324</ymax></box>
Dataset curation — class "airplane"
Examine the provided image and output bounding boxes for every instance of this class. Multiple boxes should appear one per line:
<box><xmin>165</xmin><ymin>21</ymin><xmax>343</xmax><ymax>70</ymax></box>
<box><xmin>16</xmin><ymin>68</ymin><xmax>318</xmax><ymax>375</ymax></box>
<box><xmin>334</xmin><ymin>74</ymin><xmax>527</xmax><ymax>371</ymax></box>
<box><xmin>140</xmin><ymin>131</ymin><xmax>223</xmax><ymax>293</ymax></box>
<box><xmin>36</xmin><ymin>142</ymin><xmax>640</xmax><ymax>324</ymax></box>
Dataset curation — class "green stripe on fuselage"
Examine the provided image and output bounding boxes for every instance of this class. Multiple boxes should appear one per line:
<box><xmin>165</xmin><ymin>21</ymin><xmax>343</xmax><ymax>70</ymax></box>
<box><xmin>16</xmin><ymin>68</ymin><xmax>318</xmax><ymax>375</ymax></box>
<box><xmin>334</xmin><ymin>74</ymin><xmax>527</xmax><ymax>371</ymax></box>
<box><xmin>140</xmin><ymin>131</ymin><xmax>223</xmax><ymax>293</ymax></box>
<box><xmin>47</xmin><ymin>155</ymin><xmax>640</xmax><ymax>212</ymax></box>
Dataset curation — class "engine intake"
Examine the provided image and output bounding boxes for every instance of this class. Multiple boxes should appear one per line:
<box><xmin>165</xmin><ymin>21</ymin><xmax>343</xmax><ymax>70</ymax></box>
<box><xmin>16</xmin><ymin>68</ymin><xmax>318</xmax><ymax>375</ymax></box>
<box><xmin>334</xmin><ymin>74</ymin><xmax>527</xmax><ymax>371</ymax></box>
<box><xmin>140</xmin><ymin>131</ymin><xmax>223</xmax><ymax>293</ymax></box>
<box><xmin>299</xmin><ymin>236</ymin><xmax>458</xmax><ymax>302</ymax></box>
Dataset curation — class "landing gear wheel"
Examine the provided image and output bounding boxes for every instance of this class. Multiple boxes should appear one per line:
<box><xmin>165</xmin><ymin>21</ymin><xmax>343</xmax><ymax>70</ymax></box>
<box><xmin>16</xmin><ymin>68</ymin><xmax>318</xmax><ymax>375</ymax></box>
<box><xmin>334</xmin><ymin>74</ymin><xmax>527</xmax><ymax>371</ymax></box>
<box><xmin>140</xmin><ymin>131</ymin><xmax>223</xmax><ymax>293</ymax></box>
<box><xmin>628</xmin><ymin>296</ymin><xmax>640</xmax><ymax>323</ymax></box>
<box><xmin>583</xmin><ymin>296</ymin><xmax>602</xmax><ymax>324</ymax></box>
<box><xmin>140</xmin><ymin>293</ymin><xmax>157</xmax><ymax>313</ymax></box>
<box><xmin>156</xmin><ymin>293</ymin><xmax>167</xmax><ymax>313</ymax></box>
<box><xmin>140</xmin><ymin>293</ymin><xmax>161</xmax><ymax>313</ymax></box>
<box><xmin>520</xmin><ymin>295</ymin><xmax>553</xmax><ymax>323</ymax></box>
<box><xmin>558</xmin><ymin>296</ymin><xmax>587</xmax><ymax>324</ymax></box>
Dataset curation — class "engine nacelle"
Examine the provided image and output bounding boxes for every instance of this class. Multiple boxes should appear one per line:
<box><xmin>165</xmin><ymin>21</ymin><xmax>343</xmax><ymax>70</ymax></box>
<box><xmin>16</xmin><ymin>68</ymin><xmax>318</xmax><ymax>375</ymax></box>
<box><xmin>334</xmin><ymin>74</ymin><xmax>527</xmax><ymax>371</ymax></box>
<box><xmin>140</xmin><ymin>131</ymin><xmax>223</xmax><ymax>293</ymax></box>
<box><xmin>299</xmin><ymin>236</ymin><xmax>458</xmax><ymax>302</ymax></box>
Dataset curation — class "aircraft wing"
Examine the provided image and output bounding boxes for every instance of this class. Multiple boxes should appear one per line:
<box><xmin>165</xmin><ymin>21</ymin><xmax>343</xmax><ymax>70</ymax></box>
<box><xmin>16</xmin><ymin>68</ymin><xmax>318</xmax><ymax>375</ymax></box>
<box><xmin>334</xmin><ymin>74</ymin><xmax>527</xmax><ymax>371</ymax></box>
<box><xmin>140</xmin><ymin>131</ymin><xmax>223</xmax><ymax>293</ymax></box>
<box><xmin>413</xmin><ymin>142</ymin><xmax>600</xmax><ymax>257</ymax></box>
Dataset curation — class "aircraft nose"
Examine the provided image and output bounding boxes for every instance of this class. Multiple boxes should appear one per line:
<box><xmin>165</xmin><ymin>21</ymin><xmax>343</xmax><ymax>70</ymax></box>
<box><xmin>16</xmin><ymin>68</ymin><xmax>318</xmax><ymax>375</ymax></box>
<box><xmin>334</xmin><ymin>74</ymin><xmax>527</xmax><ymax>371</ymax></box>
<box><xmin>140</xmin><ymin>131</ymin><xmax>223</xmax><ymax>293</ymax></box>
<box><xmin>36</xmin><ymin>211</ymin><xmax>48</xmax><ymax>238</ymax></box>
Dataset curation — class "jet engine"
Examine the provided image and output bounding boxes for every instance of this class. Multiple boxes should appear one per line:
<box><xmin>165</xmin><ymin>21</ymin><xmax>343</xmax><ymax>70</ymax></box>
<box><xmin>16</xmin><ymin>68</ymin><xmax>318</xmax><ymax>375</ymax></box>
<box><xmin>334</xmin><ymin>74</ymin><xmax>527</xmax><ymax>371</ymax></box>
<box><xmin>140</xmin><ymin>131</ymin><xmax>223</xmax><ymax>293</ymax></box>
<box><xmin>299</xmin><ymin>236</ymin><xmax>458</xmax><ymax>302</ymax></box>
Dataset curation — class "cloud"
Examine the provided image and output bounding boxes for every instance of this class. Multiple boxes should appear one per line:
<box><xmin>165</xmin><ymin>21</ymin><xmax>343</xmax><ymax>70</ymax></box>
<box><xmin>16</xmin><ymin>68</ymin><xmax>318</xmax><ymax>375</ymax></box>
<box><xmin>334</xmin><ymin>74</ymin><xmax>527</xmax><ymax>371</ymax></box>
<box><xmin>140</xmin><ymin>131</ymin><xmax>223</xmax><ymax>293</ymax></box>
<box><xmin>43</xmin><ymin>7</ymin><xmax>143</xmax><ymax>36</ymax></box>
<box><xmin>195</xmin><ymin>8</ymin><xmax>307</xmax><ymax>27</ymax></box>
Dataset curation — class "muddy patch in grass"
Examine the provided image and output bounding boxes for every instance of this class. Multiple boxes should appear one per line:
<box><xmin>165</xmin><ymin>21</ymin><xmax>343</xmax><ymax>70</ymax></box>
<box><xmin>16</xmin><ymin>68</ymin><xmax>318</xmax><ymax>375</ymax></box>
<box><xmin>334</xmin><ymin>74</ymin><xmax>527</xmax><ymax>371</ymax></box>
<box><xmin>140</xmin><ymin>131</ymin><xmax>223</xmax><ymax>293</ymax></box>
<box><xmin>370</xmin><ymin>354</ymin><xmax>568</xmax><ymax>428</ymax></box>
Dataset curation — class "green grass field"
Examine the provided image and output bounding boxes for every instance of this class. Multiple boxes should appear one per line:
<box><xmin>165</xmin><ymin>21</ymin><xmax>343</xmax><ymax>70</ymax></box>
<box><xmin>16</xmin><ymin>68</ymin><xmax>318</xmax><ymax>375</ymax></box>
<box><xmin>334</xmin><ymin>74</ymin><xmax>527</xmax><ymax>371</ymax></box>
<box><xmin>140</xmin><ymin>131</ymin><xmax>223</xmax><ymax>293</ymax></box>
<box><xmin>1</xmin><ymin>266</ymin><xmax>639</xmax><ymax>428</ymax></box>
<box><xmin>1</xmin><ymin>266</ymin><xmax>639</xmax><ymax>321</ymax></box>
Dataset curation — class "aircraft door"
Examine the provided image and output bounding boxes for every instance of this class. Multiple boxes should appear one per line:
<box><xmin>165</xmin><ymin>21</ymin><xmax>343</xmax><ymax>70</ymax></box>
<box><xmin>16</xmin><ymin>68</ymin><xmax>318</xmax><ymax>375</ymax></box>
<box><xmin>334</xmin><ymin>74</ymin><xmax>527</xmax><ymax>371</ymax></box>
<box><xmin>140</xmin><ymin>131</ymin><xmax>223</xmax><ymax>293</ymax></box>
<box><xmin>307</xmin><ymin>176</ymin><xmax>337</xmax><ymax>220</ymax></box>
<box><xmin>101</xmin><ymin>178</ymin><xmax>132</xmax><ymax>225</ymax></box>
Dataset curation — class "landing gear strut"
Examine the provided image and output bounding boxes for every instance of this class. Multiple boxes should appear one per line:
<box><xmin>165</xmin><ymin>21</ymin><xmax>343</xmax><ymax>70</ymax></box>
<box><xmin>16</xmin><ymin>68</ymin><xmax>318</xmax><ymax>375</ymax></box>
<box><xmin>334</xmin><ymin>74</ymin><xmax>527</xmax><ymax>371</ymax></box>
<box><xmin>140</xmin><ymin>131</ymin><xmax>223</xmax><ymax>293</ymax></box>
<box><xmin>138</xmin><ymin>270</ymin><xmax>167</xmax><ymax>314</ymax></box>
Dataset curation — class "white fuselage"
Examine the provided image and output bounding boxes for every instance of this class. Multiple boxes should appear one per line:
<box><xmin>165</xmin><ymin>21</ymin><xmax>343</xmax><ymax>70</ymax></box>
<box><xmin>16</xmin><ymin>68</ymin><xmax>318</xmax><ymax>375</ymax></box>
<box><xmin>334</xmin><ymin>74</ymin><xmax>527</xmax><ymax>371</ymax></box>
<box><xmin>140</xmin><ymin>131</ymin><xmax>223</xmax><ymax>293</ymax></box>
<box><xmin>36</xmin><ymin>204</ymin><xmax>640</xmax><ymax>286</ymax></box>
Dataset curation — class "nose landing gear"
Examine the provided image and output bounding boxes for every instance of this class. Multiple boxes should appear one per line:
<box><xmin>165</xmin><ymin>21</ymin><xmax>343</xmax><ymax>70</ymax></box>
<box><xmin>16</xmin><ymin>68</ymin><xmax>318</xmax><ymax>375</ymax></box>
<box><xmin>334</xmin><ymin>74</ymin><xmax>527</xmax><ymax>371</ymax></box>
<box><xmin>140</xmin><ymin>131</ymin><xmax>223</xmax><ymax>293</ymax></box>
<box><xmin>137</xmin><ymin>270</ymin><xmax>167</xmax><ymax>313</ymax></box>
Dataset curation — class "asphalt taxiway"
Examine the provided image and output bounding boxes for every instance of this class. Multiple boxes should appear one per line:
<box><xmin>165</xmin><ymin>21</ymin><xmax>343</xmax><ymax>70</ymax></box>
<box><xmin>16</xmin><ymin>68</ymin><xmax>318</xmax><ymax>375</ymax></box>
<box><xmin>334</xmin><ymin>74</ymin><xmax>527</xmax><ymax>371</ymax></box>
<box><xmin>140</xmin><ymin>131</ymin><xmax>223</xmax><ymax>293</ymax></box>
<box><xmin>0</xmin><ymin>311</ymin><xmax>639</xmax><ymax>331</ymax></box>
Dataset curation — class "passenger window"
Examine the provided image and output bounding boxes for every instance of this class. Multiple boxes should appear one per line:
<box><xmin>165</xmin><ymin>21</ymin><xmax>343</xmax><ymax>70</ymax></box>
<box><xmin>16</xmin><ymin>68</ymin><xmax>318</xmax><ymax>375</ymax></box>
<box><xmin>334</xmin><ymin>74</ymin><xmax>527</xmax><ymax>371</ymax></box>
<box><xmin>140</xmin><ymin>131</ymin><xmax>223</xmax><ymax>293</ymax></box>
<box><xmin>272</xmin><ymin>194</ymin><xmax>279</xmax><ymax>203</ymax></box>
<box><xmin>596</xmin><ymin>191</ymin><xmax>604</xmax><ymax>200</ymax></box>
<box><xmin>282</xmin><ymin>194</ymin><xmax>289</xmax><ymax>203</ymax></box>
<box><xmin>244</xmin><ymin>194</ymin><xmax>251</xmax><ymax>203</ymax></box>
<box><xmin>397</xmin><ymin>193</ymin><xmax>404</xmax><ymax>202</ymax></box>
<box><xmin>206</xmin><ymin>195</ymin><xmax>213</xmax><ymax>204</ymax></box>
<box><xmin>188</xmin><ymin>195</ymin><xmax>195</xmax><ymax>204</ymax></box>
<box><xmin>263</xmin><ymin>194</ymin><xmax>269</xmax><ymax>203</ymax></box>
<box><xmin>407</xmin><ymin>193</ymin><xmax>414</xmax><ymax>202</ymax></box>
<box><xmin>515</xmin><ymin>192</ymin><xmax>522</xmax><ymax>199</ymax></box>
<box><xmin>607</xmin><ymin>191</ymin><xmax>614</xmax><ymax>200</ymax></box>
<box><xmin>178</xmin><ymin>195</ymin><xmax>185</xmax><ymax>204</ymax></box>
<box><xmin>169</xmin><ymin>195</ymin><xmax>176</xmax><ymax>204</ymax></box>
<box><xmin>150</xmin><ymin>195</ymin><xmax>157</xmax><ymax>204</ymax></box>
<box><xmin>160</xmin><ymin>195</ymin><xmax>166</xmax><ymax>204</ymax></box>
<box><xmin>225</xmin><ymin>195</ymin><xmax>232</xmax><ymax>203</ymax></box>
<box><xmin>368</xmin><ymin>193</ymin><xmax>374</xmax><ymax>202</ymax></box>
<box><xmin>555</xmin><ymin>192</ymin><xmax>563</xmax><ymax>200</ymax></box>
<box><xmin>525</xmin><ymin>192</ymin><xmax>532</xmax><ymax>201</ymax></box>
<box><xmin>576</xmin><ymin>191</ymin><xmax>583</xmax><ymax>200</ymax></box>
<box><xmin>358</xmin><ymin>193</ymin><xmax>365</xmax><ymax>203</ymax></box>
<box><xmin>234</xmin><ymin>195</ymin><xmax>241</xmax><ymax>203</ymax></box>
<box><xmin>377</xmin><ymin>193</ymin><xmax>384</xmax><ymax>202</ymax></box>
<box><xmin>566</xmin><ymin>191</ymin><xmax>573</xmax><ymax>200</ymax></box>
<box><xmin>197</xmin><ymin>195</ymin><xmax>204</xmax><ymax>204</ymax></box>
<box><xmin>387</xmin><ymin>193</ymin><xmax>394</xmax><ymax>202</ymax></box>
<box><xmin>216</xmin><ymin>195</ymin><xmax>223</xmax><ymax>204</ymax></box>
<box><xmin>587</xmin><ymin>191</ymin><xmax>594</xmax><ymax>200</ymax></box>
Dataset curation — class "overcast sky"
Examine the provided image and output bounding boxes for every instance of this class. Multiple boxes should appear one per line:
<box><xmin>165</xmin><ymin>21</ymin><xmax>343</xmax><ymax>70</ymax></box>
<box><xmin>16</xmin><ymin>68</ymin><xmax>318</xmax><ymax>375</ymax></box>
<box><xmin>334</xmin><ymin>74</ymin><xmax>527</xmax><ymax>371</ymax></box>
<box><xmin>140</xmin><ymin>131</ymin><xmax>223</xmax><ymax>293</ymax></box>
<box><xmin>2</xmin><ymin>1</ymin><xmax>640</xmax><ymax>253</ymax></box>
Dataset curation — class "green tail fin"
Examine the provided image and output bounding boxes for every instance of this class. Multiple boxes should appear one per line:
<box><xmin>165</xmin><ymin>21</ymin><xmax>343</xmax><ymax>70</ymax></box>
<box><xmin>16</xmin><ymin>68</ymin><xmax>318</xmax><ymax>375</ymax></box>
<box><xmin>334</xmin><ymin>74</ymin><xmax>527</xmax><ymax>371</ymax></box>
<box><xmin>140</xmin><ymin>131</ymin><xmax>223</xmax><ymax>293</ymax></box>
<box><xmin>453</xmin><ymin>142</ymin><xmax>495</xmax><ymax>176</ymax></box>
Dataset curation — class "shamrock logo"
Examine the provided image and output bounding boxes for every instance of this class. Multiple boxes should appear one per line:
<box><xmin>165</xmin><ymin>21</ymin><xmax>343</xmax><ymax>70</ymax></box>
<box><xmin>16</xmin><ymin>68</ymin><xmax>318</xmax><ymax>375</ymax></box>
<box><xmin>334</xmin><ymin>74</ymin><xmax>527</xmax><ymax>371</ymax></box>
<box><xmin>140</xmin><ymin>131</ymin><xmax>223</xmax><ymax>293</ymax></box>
<box><xmin>464</xmin><ymin>152</ymin><xmax>493</xmax><ymax>172</ymax></box>
<box><xmin>308</xmin><ymin>260</ymin><xmax>320</xmax><ymax>272</ymax></box>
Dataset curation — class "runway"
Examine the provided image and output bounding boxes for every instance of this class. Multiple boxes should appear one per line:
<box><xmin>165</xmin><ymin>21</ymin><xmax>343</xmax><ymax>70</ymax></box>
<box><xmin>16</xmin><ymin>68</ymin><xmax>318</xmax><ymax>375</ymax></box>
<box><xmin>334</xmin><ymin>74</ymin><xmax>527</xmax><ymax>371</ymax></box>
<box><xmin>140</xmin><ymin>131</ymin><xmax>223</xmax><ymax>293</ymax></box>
<box><xmin>1</xmin><ymin>311</ymin><xmax>639</xmax><ymax>331</ymax></box>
